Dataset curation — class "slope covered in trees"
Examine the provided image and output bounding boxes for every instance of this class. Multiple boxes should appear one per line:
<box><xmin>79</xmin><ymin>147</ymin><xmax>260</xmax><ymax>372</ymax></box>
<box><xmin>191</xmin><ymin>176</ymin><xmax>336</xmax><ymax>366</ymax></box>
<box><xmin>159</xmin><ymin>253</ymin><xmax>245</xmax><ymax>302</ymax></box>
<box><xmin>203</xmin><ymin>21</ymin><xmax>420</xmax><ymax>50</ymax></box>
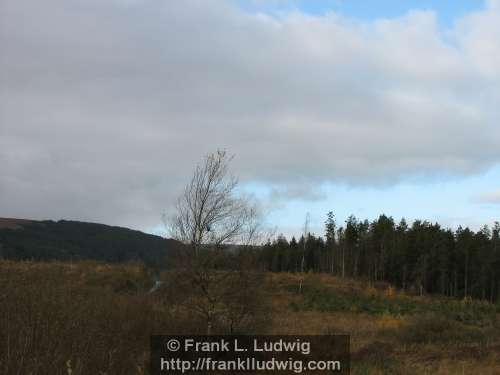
<box><xmin>260</xmin><ymin>213</ymin><xmax>500</xmax><ymax>303</ymax></box>
<box><xmin>0</xmin><ymin>218</ymin><xmax>182</xmax><ymax>269</ymax></box>
<box><xmin>1</xmin><ymin>213</ymin><xmax>499</xmax><ymax>303</ymax></box>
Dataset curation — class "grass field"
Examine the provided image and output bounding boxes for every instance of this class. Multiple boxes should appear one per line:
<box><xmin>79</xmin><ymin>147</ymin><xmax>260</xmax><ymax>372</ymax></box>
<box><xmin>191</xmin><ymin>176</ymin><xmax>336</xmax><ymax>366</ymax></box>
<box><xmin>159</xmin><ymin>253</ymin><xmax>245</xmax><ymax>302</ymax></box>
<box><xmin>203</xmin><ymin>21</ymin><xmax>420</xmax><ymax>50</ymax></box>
<box><xmin>268</xmin><ymin>273</ymin><xmax>500</xmax><ymax>374</ymax></box>
<box><xmin>0</xmin><ymin>260</ymin><xmax>499</xmax><ymax>374</ymax></box>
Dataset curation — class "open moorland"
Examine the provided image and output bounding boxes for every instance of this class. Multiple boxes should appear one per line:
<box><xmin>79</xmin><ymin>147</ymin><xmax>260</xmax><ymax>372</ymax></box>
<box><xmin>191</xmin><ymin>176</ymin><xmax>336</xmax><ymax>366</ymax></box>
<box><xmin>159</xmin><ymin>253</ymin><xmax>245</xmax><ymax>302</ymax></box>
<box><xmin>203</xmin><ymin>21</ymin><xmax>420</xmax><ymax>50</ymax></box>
<box><xmin>1</xmin><ymin>260</ymin><xmax>499</xmax><ymax>375</ymax></box>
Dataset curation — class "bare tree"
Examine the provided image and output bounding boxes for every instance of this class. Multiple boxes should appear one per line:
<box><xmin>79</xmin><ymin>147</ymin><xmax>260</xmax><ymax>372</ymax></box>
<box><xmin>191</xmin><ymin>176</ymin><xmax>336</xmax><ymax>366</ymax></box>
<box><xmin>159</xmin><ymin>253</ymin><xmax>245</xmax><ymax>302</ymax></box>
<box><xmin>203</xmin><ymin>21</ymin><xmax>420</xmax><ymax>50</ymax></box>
<box><xmin>298</xmin><ymin>212</ymin><xmax>309</xmax><ymax>293</ymax></box>
<box><xmin>166</xmin><ymin>150</ymin><xmax>259</xmax><ymax>255</ymax></box>
<box><xmin>163</xmin><ymin>150</ymin><xmax>268</xmax><ymax>335</ymax></box>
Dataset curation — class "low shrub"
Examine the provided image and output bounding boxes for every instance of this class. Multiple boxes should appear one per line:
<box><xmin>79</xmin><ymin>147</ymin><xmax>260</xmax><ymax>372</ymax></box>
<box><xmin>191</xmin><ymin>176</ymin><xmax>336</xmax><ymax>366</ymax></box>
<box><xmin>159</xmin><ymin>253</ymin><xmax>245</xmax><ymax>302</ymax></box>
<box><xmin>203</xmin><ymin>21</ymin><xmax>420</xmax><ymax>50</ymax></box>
<box><xmin>0</xmin><ymin>261</ymin><xmax>173</xmax><ymax>375</ymax></box>
<box><xmin>293</xmin><ymin>282</ymin><xmax>498</xmax><ymax>327</ymax></box>
<box><xmin>393</xmin><ymin>314</ymin><xmax>484</xmax><ymax>345</ymax></box>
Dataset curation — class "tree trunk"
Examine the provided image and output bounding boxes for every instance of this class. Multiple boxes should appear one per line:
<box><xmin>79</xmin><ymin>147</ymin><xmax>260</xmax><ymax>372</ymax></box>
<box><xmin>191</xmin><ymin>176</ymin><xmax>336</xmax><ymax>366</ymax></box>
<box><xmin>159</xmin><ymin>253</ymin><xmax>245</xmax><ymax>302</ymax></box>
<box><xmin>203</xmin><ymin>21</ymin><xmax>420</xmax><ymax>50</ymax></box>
<box><xmin>341</xmin><ymin>246</ymin><xmax>345</xmax><ymax>278</ymax></box>
<box><xmin>464</xmin><ymin>250</ymin><xmax>469</xmax><ymax>298</ymax></box>
<box><xmin>490</xmin><ymin>277</ymin><xmax>495</xmax><ymax>303</ymax></box>
<box><xmin>402</xmin><ymin>265</ymin><xmax>407</xmax><ymax>291</ymax></box>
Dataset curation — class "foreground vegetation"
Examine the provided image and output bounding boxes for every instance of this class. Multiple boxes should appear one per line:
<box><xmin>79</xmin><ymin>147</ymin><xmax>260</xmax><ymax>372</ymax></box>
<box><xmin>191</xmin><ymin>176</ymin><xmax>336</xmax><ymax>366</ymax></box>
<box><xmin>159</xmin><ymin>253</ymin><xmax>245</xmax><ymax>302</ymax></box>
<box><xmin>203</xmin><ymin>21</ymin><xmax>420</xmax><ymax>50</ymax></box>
<box><xmin>269</xmin><ymin>273</ymin><xmax>500</xmax><ymax>374</ymax></box>
<box><xmin>1</xmin><ymin>260</ymin><xmax>499</xmax><ymax>374</ymax></box>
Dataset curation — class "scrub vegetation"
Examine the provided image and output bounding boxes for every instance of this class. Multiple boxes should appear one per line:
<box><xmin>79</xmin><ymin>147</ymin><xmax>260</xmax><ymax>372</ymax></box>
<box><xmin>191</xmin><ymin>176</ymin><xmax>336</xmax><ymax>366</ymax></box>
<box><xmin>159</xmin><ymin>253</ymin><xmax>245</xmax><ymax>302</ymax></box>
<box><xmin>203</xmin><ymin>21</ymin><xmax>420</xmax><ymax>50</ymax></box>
<box><xmin>1</xmin><ymin>261</ymin><xmax>499</xmax><ymax>374</ymax></box>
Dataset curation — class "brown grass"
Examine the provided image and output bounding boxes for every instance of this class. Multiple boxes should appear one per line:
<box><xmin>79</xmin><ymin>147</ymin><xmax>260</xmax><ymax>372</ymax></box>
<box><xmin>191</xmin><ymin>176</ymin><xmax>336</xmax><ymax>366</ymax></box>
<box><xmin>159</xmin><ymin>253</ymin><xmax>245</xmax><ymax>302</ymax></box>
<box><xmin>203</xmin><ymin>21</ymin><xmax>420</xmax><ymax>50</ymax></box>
<box><xmin>1</xmin><ymin>262</ymin><xmax>499</xmax><ymax>374</ymax></box>
<box><xmin>0</xmin><ymin>217</ymin><xmax>33</xmax><ymax>229</ymax></box>
<box><xmin>266</xmin><ymin>272</ymin><xmax>500</xmax><ymax>374</ymax></box>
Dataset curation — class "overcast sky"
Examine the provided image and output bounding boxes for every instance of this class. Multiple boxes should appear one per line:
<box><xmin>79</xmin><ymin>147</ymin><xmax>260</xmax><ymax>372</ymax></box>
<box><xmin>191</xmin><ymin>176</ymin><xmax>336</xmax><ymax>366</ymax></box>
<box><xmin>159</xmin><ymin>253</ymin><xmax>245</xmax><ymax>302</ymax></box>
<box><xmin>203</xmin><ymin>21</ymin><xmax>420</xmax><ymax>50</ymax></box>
<box><xmin>1</xmin><ymin>0</ymin><xmax>499</xmax><ymax>238</ymax></box>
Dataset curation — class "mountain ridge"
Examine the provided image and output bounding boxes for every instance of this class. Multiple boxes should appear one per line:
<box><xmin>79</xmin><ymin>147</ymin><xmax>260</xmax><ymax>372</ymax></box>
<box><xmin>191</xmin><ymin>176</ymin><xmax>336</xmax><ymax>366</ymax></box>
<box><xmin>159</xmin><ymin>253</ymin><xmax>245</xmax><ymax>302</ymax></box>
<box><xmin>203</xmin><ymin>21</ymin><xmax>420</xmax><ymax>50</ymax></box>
<box><xmin>0</xmin><ymin>217</ymin><xmax>182</xmax><ymax>270</ymax></box>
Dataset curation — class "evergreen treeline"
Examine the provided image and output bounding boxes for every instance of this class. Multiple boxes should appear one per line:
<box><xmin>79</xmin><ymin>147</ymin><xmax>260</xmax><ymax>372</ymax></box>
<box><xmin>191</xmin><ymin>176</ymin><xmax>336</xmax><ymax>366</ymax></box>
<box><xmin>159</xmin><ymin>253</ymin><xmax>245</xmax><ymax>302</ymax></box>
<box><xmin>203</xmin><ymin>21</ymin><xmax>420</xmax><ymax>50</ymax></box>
<box><xmin>0</xmin><ymin>219</ymin><xmax>182</xmax><ymax>270</ymax></box>
<box><xmin>260</xmin><ymin>213</ymin><xmax>500</xmax><ymax>302</ymax></box>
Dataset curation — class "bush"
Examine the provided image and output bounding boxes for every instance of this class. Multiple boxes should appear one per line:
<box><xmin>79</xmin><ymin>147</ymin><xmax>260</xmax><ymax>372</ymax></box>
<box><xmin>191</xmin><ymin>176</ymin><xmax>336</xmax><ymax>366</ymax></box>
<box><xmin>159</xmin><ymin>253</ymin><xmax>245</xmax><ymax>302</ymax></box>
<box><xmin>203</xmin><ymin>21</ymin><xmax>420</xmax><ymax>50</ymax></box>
<box><xmin>293</xmin><ymin>283</ymin><xmax>498</xmax><ymax>327</ymax></box>
<box><xmin>294</xmin><ymin>284</ymin><xmax>420</xmax><ymax>315</ymax></box>
<box><xmin>351</xmin><ymin>342</ymin><xmax>400</xmax><ymax>375</ymax></box>
<box><xmin>0</xmin><ymin>261</ymin><xmax>174</xmax><ymax>375</ymax></box>
<box><xmin>394</xmin><ymin>314</ymin><xmax>484</xmax><ymax>345</ymax></box>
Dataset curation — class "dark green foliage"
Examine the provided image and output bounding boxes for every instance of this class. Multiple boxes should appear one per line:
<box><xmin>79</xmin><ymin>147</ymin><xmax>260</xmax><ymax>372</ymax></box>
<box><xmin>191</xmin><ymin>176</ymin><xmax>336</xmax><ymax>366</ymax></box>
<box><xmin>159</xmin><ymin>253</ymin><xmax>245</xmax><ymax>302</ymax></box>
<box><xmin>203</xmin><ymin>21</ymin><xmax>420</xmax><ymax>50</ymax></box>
<box><xmin>393</xmin><ymin>314</ymin><xmax>486</xmax><ymax>346</ymax></box>
<box><xmin>291</xmin><ymin>284</ymin><xmax>498</xmax><ymax>327</ymax></box>
<box><xmin>0</xmin><ymin>219</ymin><xmax>183</xmax><ymax>269</ymax></box>
<box><xmin>260</xmin><ymin>216</ymin><xmax>500</xmax><ymax>303</ymax></box>
<box><xmin>292</xmin><ymin>287</ymin><xmax>418</xmax><ymax>315</ymax></box>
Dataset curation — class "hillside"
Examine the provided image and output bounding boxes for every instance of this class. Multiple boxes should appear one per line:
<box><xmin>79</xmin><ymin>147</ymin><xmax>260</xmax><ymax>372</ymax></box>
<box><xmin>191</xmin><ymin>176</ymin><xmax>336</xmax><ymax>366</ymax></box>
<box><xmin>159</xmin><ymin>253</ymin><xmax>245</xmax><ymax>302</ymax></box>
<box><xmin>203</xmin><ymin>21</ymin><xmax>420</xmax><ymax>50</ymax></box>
<box><xmin>1</xmin><ymin>261</ymin><xmax>498</xmax><ymax>374</ymax></box>
<box><xmin>0</xmin><ymin>218</ymin><xmax>182</xmax><ymax>269</ymax></box>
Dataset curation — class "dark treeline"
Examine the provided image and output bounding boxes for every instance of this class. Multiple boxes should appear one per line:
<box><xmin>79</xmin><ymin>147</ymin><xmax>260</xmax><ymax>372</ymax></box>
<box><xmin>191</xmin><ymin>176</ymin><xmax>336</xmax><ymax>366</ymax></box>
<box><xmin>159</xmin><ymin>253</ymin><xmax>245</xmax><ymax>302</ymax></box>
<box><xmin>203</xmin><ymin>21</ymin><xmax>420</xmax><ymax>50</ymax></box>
<box><xmin>0</xmin><ymin>219</ymin><xmax>182</xmax><ymax>270</ymax></box>
<box><xmin>259</xmin><ymin>212</ymin><xmax>500</xmax><ymax>303</ymax></box>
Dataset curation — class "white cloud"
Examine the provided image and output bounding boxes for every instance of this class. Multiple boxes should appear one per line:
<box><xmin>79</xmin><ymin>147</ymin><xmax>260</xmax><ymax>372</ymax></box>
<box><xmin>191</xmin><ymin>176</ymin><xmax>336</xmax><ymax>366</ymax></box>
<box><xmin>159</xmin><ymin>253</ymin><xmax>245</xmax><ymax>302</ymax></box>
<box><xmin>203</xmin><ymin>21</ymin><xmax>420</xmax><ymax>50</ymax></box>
<box><xmin>1</xmin><ymin>0</ymin><xmax>499</xmax><ymax>229</ymax></box>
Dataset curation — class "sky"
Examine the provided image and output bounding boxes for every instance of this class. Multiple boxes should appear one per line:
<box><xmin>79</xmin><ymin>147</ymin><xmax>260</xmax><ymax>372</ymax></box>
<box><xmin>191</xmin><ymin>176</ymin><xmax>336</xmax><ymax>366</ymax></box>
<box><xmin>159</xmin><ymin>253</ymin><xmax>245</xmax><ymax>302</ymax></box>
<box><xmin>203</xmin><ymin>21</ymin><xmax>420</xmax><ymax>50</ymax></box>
<box><xmin>1</xmin><ymin>0</ymin><xmax>499</xmax><ymax>239</ymax></box>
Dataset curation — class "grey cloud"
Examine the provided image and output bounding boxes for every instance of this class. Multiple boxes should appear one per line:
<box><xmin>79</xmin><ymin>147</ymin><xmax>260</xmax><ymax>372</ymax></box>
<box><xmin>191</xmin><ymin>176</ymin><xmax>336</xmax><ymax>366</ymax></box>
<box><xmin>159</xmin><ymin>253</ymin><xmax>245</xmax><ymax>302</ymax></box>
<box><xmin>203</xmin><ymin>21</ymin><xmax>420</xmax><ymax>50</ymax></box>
<box><xmin>270</xmin><ymin>185</ymin><xmax>327</xmax><ymax>202</ymax></box>
<box><xmin>477</xmin><ymin>190</ymin><xmax>500</xmax><ymax>204</ymax></box>
<box><xmin>1</xmin><ymin>0</ymin><xmax>500</xmax><ymax>230</ymax></box>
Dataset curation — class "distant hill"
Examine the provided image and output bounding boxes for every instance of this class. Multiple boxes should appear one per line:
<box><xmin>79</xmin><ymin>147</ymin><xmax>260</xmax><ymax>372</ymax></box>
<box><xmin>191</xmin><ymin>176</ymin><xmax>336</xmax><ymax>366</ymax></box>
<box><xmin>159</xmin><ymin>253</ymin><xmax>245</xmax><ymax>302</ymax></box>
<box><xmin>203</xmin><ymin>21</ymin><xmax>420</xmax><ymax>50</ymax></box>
<box><xmin>0</xmin><ymin>218</ymin><xmax>183</xmax><ymax>270</ymax></box>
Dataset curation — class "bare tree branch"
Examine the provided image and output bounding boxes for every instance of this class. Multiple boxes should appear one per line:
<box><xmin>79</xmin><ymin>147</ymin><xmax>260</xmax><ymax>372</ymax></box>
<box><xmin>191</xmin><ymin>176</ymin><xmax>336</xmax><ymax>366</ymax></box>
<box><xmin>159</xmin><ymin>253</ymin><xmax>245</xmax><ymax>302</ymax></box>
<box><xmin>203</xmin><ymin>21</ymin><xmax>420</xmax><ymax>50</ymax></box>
<box><xmin>166</xmin><ymin>150</ymin><xmax>260</xmax><ymax>255</ymax></box>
